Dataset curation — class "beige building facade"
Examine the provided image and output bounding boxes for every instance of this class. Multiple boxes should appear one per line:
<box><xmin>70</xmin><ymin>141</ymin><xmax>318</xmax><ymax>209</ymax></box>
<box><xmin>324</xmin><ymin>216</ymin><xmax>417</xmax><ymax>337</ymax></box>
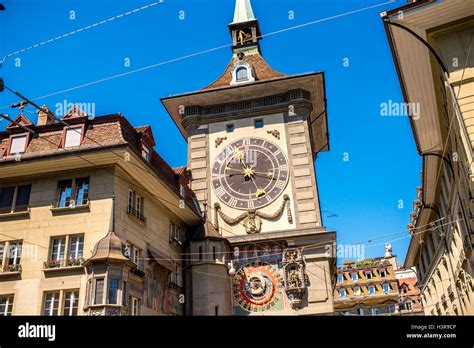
<box><xmin>382</xmin><ymin>0</ymin><xmax>474</xmax><ymax>315</ymax></box>
<box><xmin>0</xmin><ymin>110</ymin><xmax>201</xmax><ymax>315</ymax></box>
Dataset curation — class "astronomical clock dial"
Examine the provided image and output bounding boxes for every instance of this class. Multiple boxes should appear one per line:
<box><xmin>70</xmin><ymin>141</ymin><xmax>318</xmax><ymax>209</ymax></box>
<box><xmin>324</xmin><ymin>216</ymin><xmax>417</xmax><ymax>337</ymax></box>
<box><xmin>232</xmin><ymin>261</ymin><xmax>283</xmax><ymax>312</ymax></box>
<box><xmin>212</xmin><ymin>137</ymin><xmax>289</xmax><ymax>210</ymax></box>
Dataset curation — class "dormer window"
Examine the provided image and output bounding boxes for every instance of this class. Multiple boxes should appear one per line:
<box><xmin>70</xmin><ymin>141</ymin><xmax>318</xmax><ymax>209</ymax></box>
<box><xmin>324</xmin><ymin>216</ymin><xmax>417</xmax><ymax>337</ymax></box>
<box><xmin>230</xmin><ymin>62</ymin><xmax>255</xmax><ymax>85</ymax></box>
<box><xmin>64</xmin><ymin>127</ymin><xmax>83</xmax><ymax>148</ymax></box>
<box><xmin>142</xmin><ymin>146</ymin><xmax>150</xmax><ymax>162</ymax></box>
<box><xmin>9</xmin><ymin>134</ymin><xmax>27</xmax><ymax>155</ymax></box>
<box><xmin>236</xmin><ymin>67</ymin><xmax>249</xmax><ymax>81</ymax></box>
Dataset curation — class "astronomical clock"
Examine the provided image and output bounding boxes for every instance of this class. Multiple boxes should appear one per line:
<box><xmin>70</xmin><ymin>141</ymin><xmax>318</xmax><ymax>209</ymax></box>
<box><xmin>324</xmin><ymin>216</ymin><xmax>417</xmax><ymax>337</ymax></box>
<box><xmin>211</xmin><ymin>137</ymin><xmax>289</xmax><ymax>210</ymax></box>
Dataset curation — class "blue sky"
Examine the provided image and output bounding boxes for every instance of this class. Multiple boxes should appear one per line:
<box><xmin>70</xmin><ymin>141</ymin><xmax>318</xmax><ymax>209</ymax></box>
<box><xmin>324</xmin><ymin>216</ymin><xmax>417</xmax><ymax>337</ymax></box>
<box><xmin>0</xmin><ymin>0</ymin><xmax>420</xmax><ymax>263</ymax></box>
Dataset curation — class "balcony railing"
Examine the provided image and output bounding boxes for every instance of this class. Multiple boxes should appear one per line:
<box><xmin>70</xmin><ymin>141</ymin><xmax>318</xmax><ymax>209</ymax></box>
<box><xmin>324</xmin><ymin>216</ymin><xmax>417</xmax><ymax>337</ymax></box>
<box><xmin>43</xmin><ymin>258</ymin><xmax>84</xmax><ymax>270</ymax></box>
<box><xmin>1</xmin><ymin>263</ymin><xmax>21</xmax><ymax>273</ymax></box>
<box><xmin>127</xmin><ymin>207</ymin><xmax>146</xmax><ymax>223</ymax></box>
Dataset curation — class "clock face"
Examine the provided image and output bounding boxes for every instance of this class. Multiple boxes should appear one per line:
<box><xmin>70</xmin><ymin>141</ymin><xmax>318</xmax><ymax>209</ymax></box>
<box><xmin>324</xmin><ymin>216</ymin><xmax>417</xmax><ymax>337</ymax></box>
<box><xmin>232</xmin><ymin>261</ymin><xmax>283</xmax><ymax>312</ymax></box>
<box><xmin>212</xmin><ymin>137</ymin><xmax>289</xmax><ymax>210</ymax></box>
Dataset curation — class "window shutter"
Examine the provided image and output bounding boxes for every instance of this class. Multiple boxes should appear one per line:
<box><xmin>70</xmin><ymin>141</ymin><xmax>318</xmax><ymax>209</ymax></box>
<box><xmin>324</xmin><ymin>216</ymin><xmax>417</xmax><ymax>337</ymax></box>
<box><xmin>10</xmin><ymin>135</ymin><xmax>27</xmax><ymax>154</ymax></box>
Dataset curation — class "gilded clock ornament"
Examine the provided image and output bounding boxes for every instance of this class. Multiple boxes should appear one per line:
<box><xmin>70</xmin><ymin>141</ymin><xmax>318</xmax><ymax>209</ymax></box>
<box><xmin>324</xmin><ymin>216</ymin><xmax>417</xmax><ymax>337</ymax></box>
<box><xmin>211</xmin><ymin>137</ymin><xmax>289</xmax><ymax>210</ymax></box>
<box><xmin>232</xmin><ymin>261</ymin><xmax>283</xmax><ymax>312</ymax></box>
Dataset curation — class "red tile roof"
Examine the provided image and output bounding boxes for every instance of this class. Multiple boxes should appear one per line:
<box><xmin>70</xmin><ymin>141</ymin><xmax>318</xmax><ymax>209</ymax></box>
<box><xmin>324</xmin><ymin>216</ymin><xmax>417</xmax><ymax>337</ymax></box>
<box><xmin>0</xmin><ymin>114</ymin><xmax>199</xmax><ymax>215</ymax></box>
<box><xmin>202</xmin><ymin>52</ymin><xmax>286</xmax><ymax>90</ymax></box>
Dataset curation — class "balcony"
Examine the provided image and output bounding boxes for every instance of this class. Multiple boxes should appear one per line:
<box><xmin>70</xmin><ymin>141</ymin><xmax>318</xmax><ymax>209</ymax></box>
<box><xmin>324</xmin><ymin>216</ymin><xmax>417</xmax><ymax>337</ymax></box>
<box><xmin>50</xmin><ymin>199</ymin><xmax>90</xmax><ymax>213</ymax></box>
<box><xmin>0</xmin><ymin>205</ymin><xmax>30</xmax><ymax>219</ymax></box>
<box><xmin>43</xmin><ymin>258</ymin><xmax>84</xmax><ymax>272</ymax></box>
<box><xmin>127</xmin><ymin>207</ymin><xmax>146</xmax><ymax>224</ymax></box>
<box><xmin>0</xmin><ymin>263</ymin><xmax>22</xmax><ymax>276</ymax></box>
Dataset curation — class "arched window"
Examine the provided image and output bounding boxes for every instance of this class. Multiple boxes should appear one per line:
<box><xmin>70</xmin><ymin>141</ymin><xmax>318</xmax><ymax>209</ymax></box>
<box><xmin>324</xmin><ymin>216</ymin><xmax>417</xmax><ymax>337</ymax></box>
<box><xmin>236</xmin><ymin>67</ymin><xmax>249</xmax><ymax>81</ymax></box>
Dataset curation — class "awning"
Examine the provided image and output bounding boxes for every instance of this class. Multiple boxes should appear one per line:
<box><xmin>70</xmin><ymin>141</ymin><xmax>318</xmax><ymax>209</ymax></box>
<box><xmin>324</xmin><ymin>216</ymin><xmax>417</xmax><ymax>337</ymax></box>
<box><xmin>148</xmin><ymin>247</ymin><xmax>176</xmax><ymax>272</ymax></box>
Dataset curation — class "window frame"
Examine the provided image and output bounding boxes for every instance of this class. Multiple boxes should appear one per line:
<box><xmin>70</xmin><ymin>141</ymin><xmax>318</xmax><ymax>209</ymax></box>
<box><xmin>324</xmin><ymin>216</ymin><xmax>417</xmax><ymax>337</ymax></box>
<box><xmin>339</xmin><ymin>289</ymin><xmax>346</xmax><ymax>298</ymax></box>
<box><xmin>0</xmin><ymin>184</ymin><xmax>31</xmax><ymax>214</ymax></box>
<box><xmin>8</xmin><ymin>133</ymin><xmax>28</xmax><ymax>155</ymax></box>
<box><xmin>351</xmin><ymin>272</ymin><xmax>359</xmax><ymax>281</ymax></box>
<box><xmin>226</xmin><ymin>124</ymin><xmax>235</xmax><ymax>133</ymax></box>
<box><xmin>63</xmin><ymin>290</ymin><xmax>79</xmax><ymax>316</ymax></box>
<box><xmin>43</xmin><ymin>291</ymin><xmax>60</xmax><ymax>316</ymax></box>
<box><xmin>142</xmin><ymin>146</ymin><xmax>151</xmax><ymax>162</ymax></box>
<box><xmin>382</xmin><ymin>283</ymin><xmax>390</xmax><ymax>294</ymax></box>
<box><xmin>0</xmin><ymin>294</ymin><xmax>14</xmax><ymax>316</ymax></box>
<box><xmin>63</xmin><ymin>125</ymin><xmax>84</xmax><ymax>148</ymax></box>
<box><xmin>368</xmin><ymin>285</ymin><xmax>376</xmax><ymax>295</ymax></box>
<box><xmin>131</xmin><ymin>297</ymin><xmax>139</xmax><ymax>316</ymax></box>
<box><xmin>337</xmin><ymin>274</ymin><xmax>344</xmax><ymax>283</ymax></box>
<box><xmin>254</xmin><ymin>119</ymin><xmax>264</xmax><ymax>129</ymax></box>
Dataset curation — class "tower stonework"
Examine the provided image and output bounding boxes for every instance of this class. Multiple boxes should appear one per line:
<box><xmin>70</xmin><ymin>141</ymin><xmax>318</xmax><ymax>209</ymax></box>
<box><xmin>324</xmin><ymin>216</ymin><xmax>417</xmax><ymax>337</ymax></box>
<box><xmin>162</xmin><ymin>0</ymin><xmax>336</xmax><ymax>315</ymax></box>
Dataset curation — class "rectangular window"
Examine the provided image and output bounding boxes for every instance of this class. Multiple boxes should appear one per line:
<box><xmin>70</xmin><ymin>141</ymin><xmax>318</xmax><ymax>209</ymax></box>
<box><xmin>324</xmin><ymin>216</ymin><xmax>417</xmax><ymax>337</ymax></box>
<box><xmin>353</xmin><ymin>287</ymin><xmax>361</xmax><ymax>296</ymax></box>
<box><xmin>74</xmin><ymin>178</ymin><xmax>89</xmax><ymax>206</ymax></box>
<box><xmin>180</xmin><ymin>185</ymin><xmax>186</xmax><ymax>199</ymax></box>
<box><xmin>383</xmin><ymin>284</ymin><xmax>390</xmax><ymax>293</ymax></box>
<box><xmin>127</xmin><ymin>190</ymin><xmax>145</xmax><ymax>221</ymax></box>
<box><xmin>212</xmin><ymin>246</ymin><xmax>217</xmax><ymax>261</ymax></box>
<box><xmin>387</xmin><ymin>305</ymin><xmax>395</xmax><ymax>314</ymax></box>
<box><xmin>63</xmin><ymin>290</ymin><xmax>79</xmax><ymax>316</ymax></box>
<box><xmin>199</xmin><ymin>246</ymin><xmax>203</xmax><ymax>261</ymax></box>
<box><xmin>64</xmin><ymin>127</ymin><xmax>82</xmax><ymax>148</ymax></box>
<box><xmin>368</xmin><ymin>286</ymin><xmax>376</xmax><ymax>295</ymax></box>
<box><xmin>51</xmin><ymin>237</ymin><xmax>66</xmax><ymax>261</ymax></box>
<box><xmin>226</xmin><ymin>124</ymin><xmax>235</xmax><ymax>133</ymax></box>
<box><xmin>339</xmin><ymin>289</ymin><xmax>346</xmax><ymax>298</ymax></box>
<box><xmin>254</xmin><ymin>119</ymin><xmax>264</xmax><ymax>129</ymax></box>
<box><xmin>406</xmin><ymin>301</ymin><xmax>413</xmax><ymax>311</ymax></box>
<box><xmin>131</xmin><ymin>297</ymin><xmax>139</xmax><ymax>316</ymax></box>
<box><xmin>122</xmin><ymin>281</ymin><xmax>127</xmax><ymax>306</ymax></box>
<box><xmin>357</xmin><ymin>308</ymin><xmax>364</xmax><ymax>316</ymax></box>
<box><xmin>337</xmin><ymin>274</ymin><xmax>344</xmax><ymax>283</ymax></box>
<box><xmin>69</xmin><ymin>235</ymin><xmax>84</xmax><ymax>260</ymax></box>
<box><xmin>365</xmin><ymin>272</ymin><xmax>373</xmax><ymax>280</ymax></box>
<box><xmin>379</xmin><ymin>269</ymin><xmax>387</xmax><ymax>278</ymax></box>
<box><xmin>94</xmin><ymin>279</ymin><xmax>104</xmax><ymax>305</ymax></box>
<box><xmin>0</xmin><ymin>187</ymin><xmax>15</xmax><ymax>214</ymax></box>
<box><xmin>0</xmin><ymin>295</ymin><xmax>13</xmax><ymax>316</ymax></box>
<box><xmin>43</xmin><ymin>292</ymin><xmax>60</xmax><ymax>316</ymax></box>
<box><xmin>133</xmin><ymin>248</ymin><xmax>140</xmax><ymax>266</ymax></box>
<box><xmin>371</xmin><ymin>307</ymin><xmax>378</xmax><ymax>316</ymax></box>
<box><xmin>108</xmin><ymin>278</ymin><xmax>119</xmax><ymax>304</ymax></box>
<box><xmin>57</xmin><ymin>180</ymin><xmax>73</xmax><ymax>208</ymax></box>
<box><xmin>7</xmin><ymin>242</ymin><xmax>22</xmax><ymax>266</ymax></box>
<box><xmin>215</xmin><ymin>306</ymin><xmax>219</xmax><ymax>316</ymax></box>
<box><xmin>142</xmin><ymin>146</ymin><xmax>150</xmax><ymax>162</ymax></box>
<box><xmin>15</xmin><ymin>185</ymin><xmax>31</xmax><ymax>212</ymax></box>
<box><xmin>10</xmin><ymin>135</ymin><xmax>27</xmax><ymax>155</ymax></box>
<box><xmin>0</xmin><ymin>185</ymin><xmax>31</xmax><ymax>214</ymax></box>
<box><xmin>351</xmin><ymin>272</ymin><xmax>358</xmax><ymax>281</ymax></box>
<box><xmin>127</xmin><ymin>190</ymin><xmax>134</xmax><ymax>214</ymax></box>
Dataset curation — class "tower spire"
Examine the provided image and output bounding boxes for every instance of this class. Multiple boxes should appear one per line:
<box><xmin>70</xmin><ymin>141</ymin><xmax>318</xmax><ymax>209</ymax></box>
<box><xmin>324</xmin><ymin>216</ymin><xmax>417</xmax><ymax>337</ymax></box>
<box><xmin>232</xmin><ymin>0</ymin><xmax>256</xmax><ymax>24</ymax></box>
<box><xmin>228</xmin><ymin>0</ymin><xmax>261</xmax><ymax>54</ymax></box>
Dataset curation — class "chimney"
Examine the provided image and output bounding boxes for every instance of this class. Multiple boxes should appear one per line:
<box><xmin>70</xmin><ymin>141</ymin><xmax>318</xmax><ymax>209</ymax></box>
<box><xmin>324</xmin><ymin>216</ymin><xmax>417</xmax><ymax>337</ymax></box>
<box><xmin>36</xmin><ymin>105</ymin><xmax>55</xmax><ymax>126</ymax></box>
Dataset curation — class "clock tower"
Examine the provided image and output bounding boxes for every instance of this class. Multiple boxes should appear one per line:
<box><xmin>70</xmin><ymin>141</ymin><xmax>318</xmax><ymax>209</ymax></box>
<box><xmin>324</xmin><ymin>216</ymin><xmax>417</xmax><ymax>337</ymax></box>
<box><xmin>162</xmin><ymin>0</ymin><xmax>336</xmax><ymax>315</ymax></box>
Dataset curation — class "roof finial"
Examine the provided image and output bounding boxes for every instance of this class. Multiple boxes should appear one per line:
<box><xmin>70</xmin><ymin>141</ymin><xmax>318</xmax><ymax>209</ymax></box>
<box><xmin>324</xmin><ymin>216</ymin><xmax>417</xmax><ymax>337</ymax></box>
<box><xmin>232</xmin><ymin>0</ymin><xmax>256</xmax><ymax>24</ymax></box>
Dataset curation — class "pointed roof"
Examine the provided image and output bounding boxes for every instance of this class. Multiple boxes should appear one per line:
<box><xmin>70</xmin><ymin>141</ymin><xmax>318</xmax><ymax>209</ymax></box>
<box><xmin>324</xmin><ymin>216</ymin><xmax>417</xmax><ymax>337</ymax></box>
<box><xmin>232</xmin><ymin>0</ymin><xmax>256</xmax><ymax>24</ymax></box>
<box><xmin>84</xmin><ymin>196</ymin><xmax>134</xmax><ymax>266</ymax></box>
<box><xmin>62</xmin><ymin>105</ymin><xmax>87</xmax><ymax>120</ymax></box>
<box><xmin>6</xmin><ymin>114</ymin><xmax>33</xmax><ymax>130</ymax></box>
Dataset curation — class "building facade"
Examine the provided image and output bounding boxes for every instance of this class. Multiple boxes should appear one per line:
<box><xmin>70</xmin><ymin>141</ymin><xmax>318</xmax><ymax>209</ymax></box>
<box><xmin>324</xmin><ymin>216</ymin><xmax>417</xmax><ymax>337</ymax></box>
<box><xmin>382</xmin><ymin>0</ymin><xmax>474</xmax><ymax>315</ymax></box>
<box><xmin>334</xmin><ymin>246</ymin><xmax>423</xmax><ymax>316</ymax></box>
<box><xmin>162</xmin><ymin>0</ymin><xmax>336</xmax><ymax>315</ymax></box>
<box><xmin>0</xmin><ymin>107</ymin><xmax>201</xmax><ymax>315</ymax></box>
<box><xmin>395</xmin><ymin>267</ymin><xmax>424</xmax><ymax>316</ymax></box>
<box><xmin>334</xmin><ymin>246</ymin><xmax>400</xmax><ymax>316</ymax></box>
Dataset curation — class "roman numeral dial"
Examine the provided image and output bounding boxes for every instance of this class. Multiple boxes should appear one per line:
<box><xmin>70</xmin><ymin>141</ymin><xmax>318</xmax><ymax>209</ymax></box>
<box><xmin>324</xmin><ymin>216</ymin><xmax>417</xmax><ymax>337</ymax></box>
<box><xmin>211</xmin><ymin>137</ymin><xmax>289</xmax><ymax>210</ymax></box>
